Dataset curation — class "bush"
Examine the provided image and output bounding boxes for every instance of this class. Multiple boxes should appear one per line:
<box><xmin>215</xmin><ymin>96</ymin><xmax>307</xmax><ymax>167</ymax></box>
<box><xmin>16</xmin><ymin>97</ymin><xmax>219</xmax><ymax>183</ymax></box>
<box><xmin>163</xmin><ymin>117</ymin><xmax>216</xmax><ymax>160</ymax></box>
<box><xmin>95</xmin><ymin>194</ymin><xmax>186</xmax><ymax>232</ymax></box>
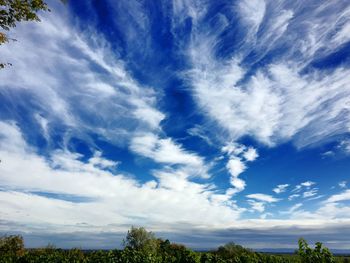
<box><xmin>297</xmin><ymin>238</ymin><xmax>335</xmax><ymax>263</ymax></box>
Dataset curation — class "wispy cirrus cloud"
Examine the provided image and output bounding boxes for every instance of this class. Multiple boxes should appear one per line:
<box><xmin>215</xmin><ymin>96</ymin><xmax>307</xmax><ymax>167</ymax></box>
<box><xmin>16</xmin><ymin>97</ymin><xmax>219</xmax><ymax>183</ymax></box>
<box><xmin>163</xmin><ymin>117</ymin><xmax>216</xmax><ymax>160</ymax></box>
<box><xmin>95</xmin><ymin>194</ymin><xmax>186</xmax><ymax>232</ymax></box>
<box><xmin>280</xmin><ymin>203</ymin><xmax>303</xmax><ymax>215</ymax></box>
<box><xmin>288</xmin><ymin>194</ymin><xmax>300</xmax><ymax>201</ymax></box>
<box><xmin>0</xmin><ymin>3</ymin><xmax>164</xmax><ymax>150</ymax></box>
<box><xmin>338</xmin><ymin>140</ymin><xmax>350</xmax><ymax>155</ymax></box>
<box><xmin>339</xmin><ymin>181</ymin><xmax>347</xmax><ymax>189</ymax></box>
<box><xmin>292</xmin><ymin>181</ymin><xmax>316</xmax><ymax>193</ymax></box>
<box><xmin>303</xmin><ymin>189</ymin><xmax>318</xmax><ymax>198</ymax></box>
<box><xmin>246</xmin><ymin>193</ymin><xmax>280</xmax><ymax>203</ymax></box>
<box><xmin>273</xmin><ymin>184</ymin><xmax>289</xmax><ymax>194</ymax></box>
<box><xmin>179</xmin><ymin>0</ymin><xmax>350</xmax><ymax>148</ymax></box>
<box><xmin>246</xmin><ymin>193</ymin><xmax>280</xmax><ymax>213</ymax></box>
<box><xmin>300</xmin><ymin>181</ymin><xmax>316</xmax><ymax>188</ymax></box>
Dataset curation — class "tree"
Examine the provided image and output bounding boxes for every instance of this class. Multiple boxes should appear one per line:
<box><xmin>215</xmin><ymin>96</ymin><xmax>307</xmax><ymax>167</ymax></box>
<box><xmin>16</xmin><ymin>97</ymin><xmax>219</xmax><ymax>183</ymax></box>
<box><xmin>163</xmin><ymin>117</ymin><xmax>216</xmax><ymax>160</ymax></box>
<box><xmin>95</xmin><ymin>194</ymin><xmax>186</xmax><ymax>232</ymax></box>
<box><xmin>0</xmin><ymin>0</ymin><xmax>50</xmax><ymax>68</ymax></box>
<box><xmin>0</xmin><ymin>235</ymin><xmax>25</xmax><ymax>258</ymax></box>
<box><xmin>122</xmin><ymin>226</ymin><xmax>158</xmax><ymax>252</ymax></box>
<box><xmin>216</xmin><ymin>242</ymin><xmax>254</xmax><ymax>259</ymax></box>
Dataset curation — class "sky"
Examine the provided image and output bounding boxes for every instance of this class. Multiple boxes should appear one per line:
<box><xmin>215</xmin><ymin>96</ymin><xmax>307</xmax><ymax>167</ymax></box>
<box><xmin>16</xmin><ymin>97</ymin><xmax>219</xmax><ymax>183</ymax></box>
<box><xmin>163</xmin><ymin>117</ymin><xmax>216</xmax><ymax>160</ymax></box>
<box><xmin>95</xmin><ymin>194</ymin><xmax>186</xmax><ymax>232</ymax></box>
<box><xmin>0</xmin><ymin>0</ymin><xmax>350</xmax><ymax>250</ymax></box>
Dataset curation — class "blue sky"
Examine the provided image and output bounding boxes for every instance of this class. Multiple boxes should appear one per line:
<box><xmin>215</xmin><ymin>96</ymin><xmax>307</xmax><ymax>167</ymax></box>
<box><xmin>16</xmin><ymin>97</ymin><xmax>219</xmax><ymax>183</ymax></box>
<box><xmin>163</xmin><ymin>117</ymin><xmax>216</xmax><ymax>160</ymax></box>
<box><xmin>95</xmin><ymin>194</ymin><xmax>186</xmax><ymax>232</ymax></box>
<box><xmin>0</xmin><ymin>0</ymin><xmax>350</xmax><ymax>250</ymax></box>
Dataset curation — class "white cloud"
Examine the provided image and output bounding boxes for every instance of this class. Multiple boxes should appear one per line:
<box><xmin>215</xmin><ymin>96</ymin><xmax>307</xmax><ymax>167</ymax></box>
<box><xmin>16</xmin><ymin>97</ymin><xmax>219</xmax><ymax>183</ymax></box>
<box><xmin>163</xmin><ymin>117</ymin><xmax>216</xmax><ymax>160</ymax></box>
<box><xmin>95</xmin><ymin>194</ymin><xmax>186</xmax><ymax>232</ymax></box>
<box><xmin>292</xmin><ymin>185</ymin><xmax>302</xmax><ymax>193</ymax></box>
<box><xmin>238</xmin><ymin>0</ymin><xmax>266</xmax><ymax>37</ymax></box>
<box><xmin>0</xmin><ymin>4</ymin><xmax>165</xmax><ymax>150</ymax></box>
<box><xmin>226</xmin><ymin>158</ymin><xmax>246</xmax><ymax>194</ymax></box>
<box><xmin>292</xmin><ymin>181</ymin><xmax>316</xmax><ymax>193</ymax></box>
<box><xmin>289</xmin><ymin>203</ymin><xmax>303</xmax><ymax>213</ymax></box>
<box><xmin>303</xmin><ymin>188</ymin><xmax>318</xmax><ymax>198</ymax></box>
<box><xmin>34</xmin><ymin>114</ymin><xmax>50</xmax><ymax>141</ymax></box>
<box><xmin>88</xmin><ymin>151</ymin><xmax>119</xmax><ymax>170</ymax></box>
<box><xmin>316</xmin><ymin>203</ymin><xmax>350</xmax><ymax>220</ymax></box>
<box><xmin>226</xmin><ymin>158</ymin><xmax>246</xmax><ymax>178</ymax></box>
<box><xmin>324</xmin><ymin>189</ymin><xmax>350</xmax><ymax>204</ymax></box>
<box><xmin>280</xmin><ymin>203</ymin><xmax>303</xmax><ymax>215</ymax></box>
<box><xmin>301</xmin><ymin>181</ymin><xmax>316</xmax><ymax>188</ymax></box>
<box><xmin>129</xmin><ymin>133</ymin><xmax>208</xmax><ymax>178</ymax></box>
<box><xmin>338</xmin><ymin>140</ymin><xmax>350</xmax><ymax>155</ymax></box>
<box><xmin>0</xmin><ymin>121</ymin><xmax>243</xmax><ymax>232</ymax></box>
<box><xmin>247</xmin><ymin>200</ymin><xmax>265</xmax><ymax>213</ymax></box>
<box><xmin>273</xmin><ymin>184</ymin><xmax>289</xmax><ymax>194</ymax></box>
<box><xmin>330</xmin><ymin>5</ymin><xmax>350</xmax><ymax>46</ymax></box>
<box><xmin>222</xmin><ymin>142</ymin><xmax>246</xmax><ymax>156</ymax></box>
<box><xmin>243</xmin><ymin>147</ymin><xmax>259</xmax><ymax>162</ymax></box>
<box><xmin>321</xmin><ymin>140</ymin><xmax>350</xmax><ymax>157</ymax></box>
<box><xmin>1</xmin><ymin>120</ymin><xmax>350</xmax><ymax>246</ymax></box>
<box><xmin>291</xmin><ymin>191</ymin><xmax>350</xmax><ymax>221</ymax></box>
<box><xmin>339</xmin><ymin>181</ymin><xmax>347</xmax><ymax>189</ymax></box>
<box><xmin>187</xmin><ymin>125</ymin><xmax>213</xmax><ymax>146</ymax></box>
<box><xmin>0</xmin><ymin>5</ymin><xmax>222</xmax><ymax>225</ymax></box>
<box><xmin>260</xmin><ymin>212</ymin><xmax>273</xmax><ymax>219</ymax></box>
<box><xmin>230</xmin><ymin>177</ymin><xmax>246</xmax><ymax>194</ymax></box>
<box><xmin>0</xmin><ymin>121</ymin><xmax>28</xmax><ymax>153</ymax></box>
<box><xmin>246</xmin><ymin>193</ymin><xmax>280</xmax><ymax>213</ymax></box>
<box><xmin>290</xmin><ymin>182</ymin><xmax>318</xmax><ymax>199</ymax></box>
<box><xmin>221</xmin><ymin>143</ymin><xmax>259</xmax><ymax>194</ymax></box>
<box><xmin>221</xmin><ymin>142</ymin><xmax>259</xmax><ymax>162</ymax></box>
<box><xmin>321</xmin><ymin>151</ymin><xmax>335</xmax><ymax>158</ymax></box>
<box><xmin>307</xmin><ymin>195</ymin><xmax>324</xmax><ymax>201</ymax></box>
<box><xmin>182</xmin><ymin>0</ymin><xmax>350</xmax><ymax>148</ymax></box>
<box><xmin>288</xmin><ymin>194</ymin><xmax>300</xmax><ymax>201</ymax></box>
<box><xmin>246</xmin><ymin>193</ymin><xmax>280</xmax><ymax>203</ymax></box>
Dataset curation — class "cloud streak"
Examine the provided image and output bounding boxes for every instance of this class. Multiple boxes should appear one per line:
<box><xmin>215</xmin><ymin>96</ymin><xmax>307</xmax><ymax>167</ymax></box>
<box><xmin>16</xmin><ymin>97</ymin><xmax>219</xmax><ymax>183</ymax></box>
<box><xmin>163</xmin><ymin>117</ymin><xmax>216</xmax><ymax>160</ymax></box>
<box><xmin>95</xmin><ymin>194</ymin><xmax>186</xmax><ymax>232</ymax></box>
<box><xmin>181</xmin><ymin>0</ymin><xmax>350</xmax><ymax>148</ymax></box>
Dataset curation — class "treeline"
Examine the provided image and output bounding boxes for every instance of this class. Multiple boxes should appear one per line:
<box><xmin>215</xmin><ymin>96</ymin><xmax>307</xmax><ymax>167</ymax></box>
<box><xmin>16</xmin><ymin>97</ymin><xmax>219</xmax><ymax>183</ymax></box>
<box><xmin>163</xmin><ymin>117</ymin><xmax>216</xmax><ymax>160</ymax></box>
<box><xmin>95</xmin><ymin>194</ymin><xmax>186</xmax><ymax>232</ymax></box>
<box><xmin>0</xmin><ymin>227</ymin><xmax>347</xmax><ymax>262</ymax></box>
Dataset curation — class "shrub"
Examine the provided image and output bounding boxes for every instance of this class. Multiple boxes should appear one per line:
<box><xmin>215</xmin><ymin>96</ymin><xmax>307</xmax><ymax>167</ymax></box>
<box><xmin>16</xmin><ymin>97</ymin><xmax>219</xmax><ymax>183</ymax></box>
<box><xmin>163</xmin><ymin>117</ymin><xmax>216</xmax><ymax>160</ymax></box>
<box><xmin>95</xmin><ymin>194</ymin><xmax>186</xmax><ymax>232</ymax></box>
<box><xmin>297</xmin><ymin>238</ymin><xmax>335</xmax><ymax>263</ymax></box>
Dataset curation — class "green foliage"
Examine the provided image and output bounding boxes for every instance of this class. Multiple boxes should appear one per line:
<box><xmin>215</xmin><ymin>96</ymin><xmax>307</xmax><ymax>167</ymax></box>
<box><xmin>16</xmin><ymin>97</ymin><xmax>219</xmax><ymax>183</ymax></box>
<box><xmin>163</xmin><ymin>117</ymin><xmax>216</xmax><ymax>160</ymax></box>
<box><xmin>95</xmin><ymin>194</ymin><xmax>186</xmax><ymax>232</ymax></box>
<box><xmin>0</xmin><ymin>230</ymin><xmax>342</xmax><ymax>263</ymax></box>
<box><xmin>158</xmin><ymin>240</ymin><xmax>199</xmax><ymax>263</ymax></box>
<box><xmin>123</xmin><ymin>226</ymin><xmax>158</xmax><ymax>252</ymax></box>
<box><xmin>0</xmin><ymin>0</ymin><xmax>49</xmax><ymax>31</ymax></box>
<box><xmin>216</xmin><ymin>242</ymin><xmax>253</xmax><ymax>259</ymax></box>
<box><xmin>0</xmin><ymin>235</ymin><xmax>25</xmax><ymax>256</ymax></box>
<box><xmin>0</xmin><ymin>0</ymin><xmax>49</xmax><ymax>68</ymax></box>
<box><xmin>297</xmin><ymin>238</ymin><xmax>335</xmax><ymax>263</ymax></box>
